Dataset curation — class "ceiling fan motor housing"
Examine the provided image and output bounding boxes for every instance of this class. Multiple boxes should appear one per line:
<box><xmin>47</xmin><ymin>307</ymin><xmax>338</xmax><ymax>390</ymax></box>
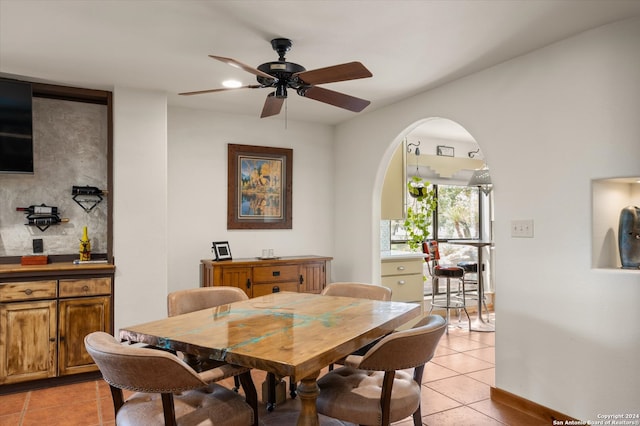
<box><xmin>257</xmin><ymin>62</ymin><xmax>306</xmax><ymax>87</ymax></box>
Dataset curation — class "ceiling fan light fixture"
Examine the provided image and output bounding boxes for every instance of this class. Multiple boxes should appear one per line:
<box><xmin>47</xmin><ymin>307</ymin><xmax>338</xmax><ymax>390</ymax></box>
<box><xmin>222</xmin><ymin>79</ymin><xmax>243</xmax><ymax>88</ymax></box>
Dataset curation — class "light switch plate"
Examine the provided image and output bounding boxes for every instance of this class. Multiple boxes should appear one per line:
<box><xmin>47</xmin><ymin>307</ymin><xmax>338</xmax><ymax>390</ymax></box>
<box><xmin>511</xmin><ymin>220</ymin><xmax>534</xmax><ymax>238</ymax></box>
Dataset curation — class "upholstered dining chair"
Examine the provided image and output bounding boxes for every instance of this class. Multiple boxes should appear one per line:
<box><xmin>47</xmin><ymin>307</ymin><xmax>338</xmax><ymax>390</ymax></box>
<box><xmin>321</xmin><ymin>281</ymin><xmax>393</xmax><ymax>301</ymax></box>
<box><xmin>273</xmin><ymin>282</ymin><xmax>394</xmax><ymax>405</ymax></box>
<box><xmin>316</xmin><ymin>315</ymin><xmax>446</xmax><ymax>426</ymax></box>
<box><xmin>321</xmin><ymin>282</ymin><xmax>393</xmax><ymax>372</ymax></box>
<box><xmin>85</xmin><ymin>331</ymin><xmax>256</xmax><ymax>426</ymax></box>
<box><xmin>167</xmin><ymin>286</ymin><xmax>249</xmax><ymax>317</ymax></box>
<box><xmin>167</xmin><ymin>286</ymin><xmax>258</xmax><ymax>416</ymax></box>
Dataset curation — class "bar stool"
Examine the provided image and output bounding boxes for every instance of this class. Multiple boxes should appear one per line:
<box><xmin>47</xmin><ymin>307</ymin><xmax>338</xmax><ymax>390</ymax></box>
<box><xmin>457</xmin><ymin>261</ymin><xmax>490</xmax><ymax>322</ymax></box>
<box><xmin>428</xmin><ymin>266</ymin><xmax>470</xmax><ymax>333</ymax></box>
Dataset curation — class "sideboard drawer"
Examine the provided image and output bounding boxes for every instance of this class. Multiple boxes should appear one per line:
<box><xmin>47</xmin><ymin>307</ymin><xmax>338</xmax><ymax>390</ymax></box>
<box><xmin>253</xmin><ymin>265</ymin><xmax>300</xmax><ymax>284</ymax></box>
<box><xmin>59</xmin><ymin>278</ymin><xmax>112</xmax><ymax>297</ymax></box>
<box><xmin>252</xmin><ymin>282</ymin><xmax>300</xmax><ymax>297</ymax></box>
<box><xmin>0</xmin><ymin>280</ymin><xmax>57</xmax><ymax>302</ymax></box>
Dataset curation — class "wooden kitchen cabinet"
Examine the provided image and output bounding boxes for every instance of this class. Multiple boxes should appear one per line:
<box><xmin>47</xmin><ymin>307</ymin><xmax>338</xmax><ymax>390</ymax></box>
<box><xmin>58</xmin><ymin>294</ymin><xmax>111</xmax><ymax>376</ymax></box>
<box><xmin>0</xmin><ymin>300</ymin><xmax>57</xmax><ymax>384</ymax></box>
<box><xmin>201</xmin><ymin>256</ymin><xmax>332</xmax><ymax>298</ymax></box>
<box><xmin>0</xmin><ymin>263</ymin><xmax>115</xmax><ymax>392</ymax></box>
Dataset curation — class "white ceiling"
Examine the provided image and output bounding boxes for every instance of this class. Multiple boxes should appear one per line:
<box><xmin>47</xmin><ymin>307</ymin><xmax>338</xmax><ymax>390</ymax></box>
<box><xmin>2</xmin><ymin>0</ymin><xmax>640</xmax><ymax>126</ymax></box>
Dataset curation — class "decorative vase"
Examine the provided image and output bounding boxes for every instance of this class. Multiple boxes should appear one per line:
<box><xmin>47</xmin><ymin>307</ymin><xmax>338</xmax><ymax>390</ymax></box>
<box><xmin>618</xmin><ymin>205</ymin><xmax>640</xmax><ymax>269</ymax></box>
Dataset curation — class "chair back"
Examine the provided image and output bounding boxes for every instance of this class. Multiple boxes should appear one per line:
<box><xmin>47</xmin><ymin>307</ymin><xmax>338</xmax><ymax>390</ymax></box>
<box><xmin>84</xmin><ymin>332</ymin><xmax>206</xmax><ymax>393</ymax></box>
<box><xmin>321</xmin><ymin>282</ymin><xmax>392</xmax><ymax>301</ymax></box>
<box><xmin>357</xmin><ymin>315</ymin><xmax>446</xmax><ymax>372</ymax></box>
<box><xmin>423</xmin><ymin>240</ymin><xmax>440</xmax><ymax>277</ymax></box>
<box><xmin>167</xmin><ymin>286</ymin><xmax>248</xmax><ymax>317</ymax></box>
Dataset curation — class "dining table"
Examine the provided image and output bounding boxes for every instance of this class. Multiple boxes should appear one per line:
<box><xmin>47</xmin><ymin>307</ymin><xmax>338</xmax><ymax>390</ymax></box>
<box><xmin>119</xmin><ymin>291</ymin><xmax>421</xmax><ymax>426</ymax></box>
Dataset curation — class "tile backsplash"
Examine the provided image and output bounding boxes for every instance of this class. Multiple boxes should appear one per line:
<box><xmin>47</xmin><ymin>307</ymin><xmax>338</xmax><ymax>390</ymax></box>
<box><xmin>380</xmin><ymin>220</ymin><xmax>391</xmax><ymax>251</ymax></box>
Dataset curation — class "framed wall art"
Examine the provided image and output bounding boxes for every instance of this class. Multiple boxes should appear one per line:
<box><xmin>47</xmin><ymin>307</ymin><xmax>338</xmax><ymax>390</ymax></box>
<box><xmin>227</xmin><ymin>144</ymin><xmax>293</xmax><ymax>229</ymax></box>
<box><xmin>436</xmin><ymin>145</ymin><xmax>455</xmax><ymax>157</ymax></box>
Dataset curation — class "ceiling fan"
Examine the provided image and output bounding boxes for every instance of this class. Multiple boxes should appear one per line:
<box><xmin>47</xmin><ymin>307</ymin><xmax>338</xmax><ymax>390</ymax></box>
<box><xmin>179</xmin><ymin>38</ymin><xmax>373</xmax><ymax>118</ymax></box>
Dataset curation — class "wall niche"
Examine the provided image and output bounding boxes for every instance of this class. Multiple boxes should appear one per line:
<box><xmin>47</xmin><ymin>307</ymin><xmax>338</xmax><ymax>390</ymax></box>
<box><xmin>592</xmin><ymin>177</ymin><xmax>640</xmax><ymax>269</ymax></box>
<box><xmin>0</xmin><ymin>81</ymin><xmax>112</xmax><ymax>261</ymax></box>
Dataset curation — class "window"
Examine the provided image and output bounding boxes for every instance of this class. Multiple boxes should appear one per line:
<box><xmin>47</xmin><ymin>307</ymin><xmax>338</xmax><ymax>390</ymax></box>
<box><xmin>390</xmin><ymin>184</ymin><xmax>481</xmax><ymax>263</ymax></box>
<box><xmin>435</xmin><ymin>185</ymin><xmax>479</xmax><ymax>240</ymax></box>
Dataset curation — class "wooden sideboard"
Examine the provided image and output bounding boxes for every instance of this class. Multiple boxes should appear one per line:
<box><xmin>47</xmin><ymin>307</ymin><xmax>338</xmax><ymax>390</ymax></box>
<box><xmin>0</xmin><ymin>262</ymin><xmax>115</xmax><ymax>393</ymax></box>
<box><xmin>200</xmin><ymin>255</ymin><xmax>332</xmax><ymax>298</ymax></box>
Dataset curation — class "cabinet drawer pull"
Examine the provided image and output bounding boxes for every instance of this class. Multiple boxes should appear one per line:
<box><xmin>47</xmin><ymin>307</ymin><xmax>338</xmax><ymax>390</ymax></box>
<box><xmin>24</xmin><ymin>289</ymin><xmax>33</xmax><ymax>295</ymax></box>
<box><xmin>272</xmin><ymin>271</ymin><xmax>280</xmax><ymax>277</ymax></box>
<box><xmin>397</xmin><ymin>280</ymin><xmax>406</xmax><ymax>285</ymax></box>
<box><xmin>83</xmin><ymin>285</ymin><xmax>90</xmax><ymax>292</ymax></box>
<box><xmin>396</xmin><ymin>266</ymin><xmax>405</xmax><ymax>271</ymax></box>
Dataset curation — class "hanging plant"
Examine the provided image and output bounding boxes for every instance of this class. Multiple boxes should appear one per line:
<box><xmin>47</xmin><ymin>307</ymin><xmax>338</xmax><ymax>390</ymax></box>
<box><xmin>404</xmin><ymin>176</ymin><xmax>437</xmax><ymax>251</ymax></box>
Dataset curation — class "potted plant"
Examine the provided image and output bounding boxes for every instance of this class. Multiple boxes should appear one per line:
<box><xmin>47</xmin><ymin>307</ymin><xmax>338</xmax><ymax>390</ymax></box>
<box><xmin>403</xmin><ymin>176</ymin><xmax>437</xmax><ymax>251</ymax></box>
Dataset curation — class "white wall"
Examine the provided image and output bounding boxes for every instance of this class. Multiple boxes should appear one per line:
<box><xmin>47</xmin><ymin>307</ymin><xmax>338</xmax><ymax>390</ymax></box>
<box><xmin>113</xmin><ymin>87</ymin><xmax>168</xmax><ymax>332</ymax></box>
<box><xmin>112</xmin><ymin>95</ymin><xmax>334</xmax><ymax>333</ymax></box>
<box><xmin>334</xmin><ymin>18</ymin><xmax>640</xmax><ymax>421</ymax></box>
<box><xmin>167</xmin><ymin>107</ymin><xmax>334</xmax><ymax>293</ymax></box>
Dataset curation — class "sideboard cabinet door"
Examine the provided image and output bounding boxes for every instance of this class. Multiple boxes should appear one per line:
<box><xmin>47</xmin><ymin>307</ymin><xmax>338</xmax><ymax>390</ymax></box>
<box><xmin>0</xmin><ymin>301</ymin><xmax>57</xmax><ymax>384</ymax></box>
<box><xmin>300</xmin><ymin>262</ymin><xmax>326</xmax><ymax>294</ymax></box>
<box><xmin>58</xmin><ymin>296</ymin><xmax>111</xmax><ymax>376</ymax></box>
<box><xmin>219</xmin><ymin>267</ymin><xmax>253</xmax><ymax>298</ymax></box>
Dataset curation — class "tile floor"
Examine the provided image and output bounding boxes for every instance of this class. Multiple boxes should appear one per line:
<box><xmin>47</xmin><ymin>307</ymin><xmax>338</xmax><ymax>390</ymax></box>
<box><xmin>0</xmin><ymin>313</ymin><xmax>546</xmax><ymax>425</ymax></box>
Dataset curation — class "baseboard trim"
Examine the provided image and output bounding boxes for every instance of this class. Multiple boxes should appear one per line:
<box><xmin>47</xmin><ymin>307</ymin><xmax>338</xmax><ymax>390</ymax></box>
<box><xmin>490</xmin><ymin>387</ymin><xmax>578</xmax><ymax>423</ymax></box>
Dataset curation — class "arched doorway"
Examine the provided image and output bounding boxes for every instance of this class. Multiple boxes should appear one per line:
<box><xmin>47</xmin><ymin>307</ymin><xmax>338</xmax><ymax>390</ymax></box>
<box><xmin>380</xmin><ymin>117</ymin><xmax>494</xmax><ymax>331</ymax></box>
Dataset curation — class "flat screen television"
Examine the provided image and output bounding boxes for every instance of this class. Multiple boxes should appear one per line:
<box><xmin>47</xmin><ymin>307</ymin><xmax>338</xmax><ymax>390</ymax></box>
<box><xmin>0</xmin><ymin>79</ymin><xmax>34</xmax><ymax>173</ymax></box>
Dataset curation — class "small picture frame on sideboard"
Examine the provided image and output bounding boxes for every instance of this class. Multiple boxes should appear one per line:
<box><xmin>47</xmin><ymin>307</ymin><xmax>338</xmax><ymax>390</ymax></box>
<box><xmin>212</xmin><ymin>241</ymin><xmax>232</xmax><ymax>261</ymax></box>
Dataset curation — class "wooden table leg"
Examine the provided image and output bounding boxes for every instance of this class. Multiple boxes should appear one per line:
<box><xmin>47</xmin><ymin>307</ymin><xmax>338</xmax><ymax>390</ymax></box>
<box><xmin>296</xmin><ymin>370</ymin><xmax>320</xmax><ymax>426</ymax></box>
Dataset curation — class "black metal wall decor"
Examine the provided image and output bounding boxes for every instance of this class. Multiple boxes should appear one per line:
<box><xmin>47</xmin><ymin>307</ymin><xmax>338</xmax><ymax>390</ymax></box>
<box><xmin>16</xmin><ymin>204</ymin><xmax>68</xmax><ymax>232</ymax></box>
<box><xmin>72</xmin><ymin>185</ymin><xmax>105</xmax><ymax>213</ymax></box>
<box><xmin>619</xmin><ymin>205</ymin><xmax>640</xmax><ymax>269</ymax></box>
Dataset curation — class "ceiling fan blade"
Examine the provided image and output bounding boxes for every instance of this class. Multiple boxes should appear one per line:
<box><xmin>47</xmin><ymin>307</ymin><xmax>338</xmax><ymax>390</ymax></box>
<box><xmin>299</xmin><ymin>86</ymin><xmax>370</xmax><ymax>112</ymax></box>
<box><xmin>260</xmin><ymin>92</ymin><xmax>285</xmax><ymax>118</ymax></box>
<box><xmin>179</xmin><ymin>85</ymin><xmax>261</xmax><ymax>96</ymax></box>
<box><xmin>209</xmin><ymin>55</ymin><xmax>276</xmax><ymax>81</ymax></box>
<box><xmin>295</xmin><ymin>61</ymin><xmax>372</xmax><ymax>85</ymax></box>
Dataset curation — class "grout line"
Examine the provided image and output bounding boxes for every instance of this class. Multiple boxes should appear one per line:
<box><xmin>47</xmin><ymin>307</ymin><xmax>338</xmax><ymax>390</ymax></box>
<box><xmin>464</xmin><ymin>397</ymin><xmax>511</xmax><ymax>425</ymax></box>
<box><xmin>95</xmin><ymin>380</ymin><xmax>103</xmax><ymax>425</ymax></box>
<box><xmin>19</xmin><ymin>391</ymin><xmax>30</xmax><ymax>426</ymax></box>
